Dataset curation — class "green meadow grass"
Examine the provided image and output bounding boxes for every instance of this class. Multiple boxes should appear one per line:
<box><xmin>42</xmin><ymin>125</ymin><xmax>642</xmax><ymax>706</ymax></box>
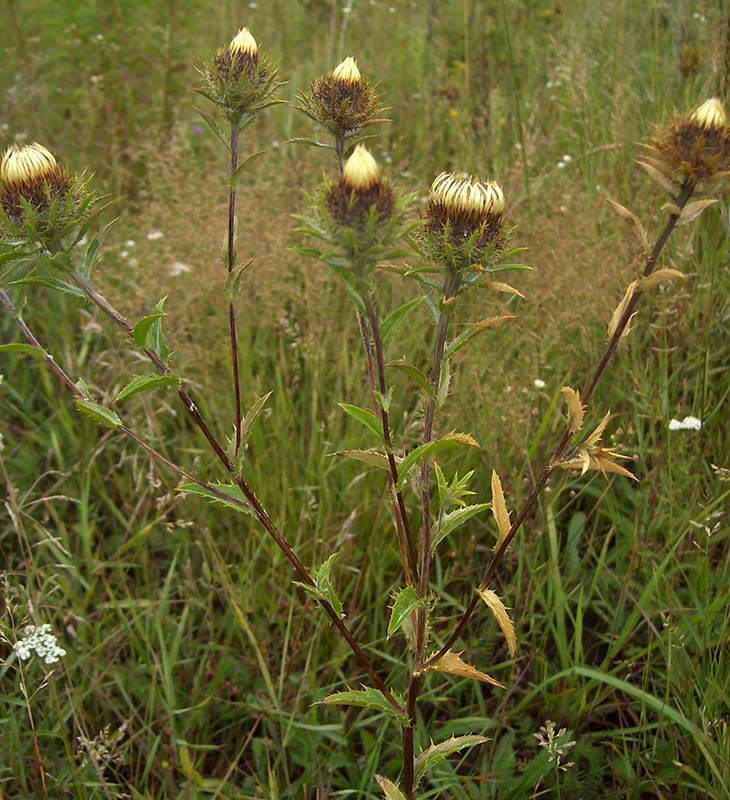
<box><xmin>1</xmin><ymin>1</ymin><xmax>729</xmax><ymax>798</ymax></box>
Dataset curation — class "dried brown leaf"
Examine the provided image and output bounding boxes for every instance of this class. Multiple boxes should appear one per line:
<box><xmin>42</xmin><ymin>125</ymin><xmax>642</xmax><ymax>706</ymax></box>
<box><xmin>490</xmin><ymin>470</ymin><xmax>511</xmax><ymax>550</ymax></box>
<box><xmin>478</xmin><ymin>588</ymin><xmax>517</xmax><ymax>657</ymax></box>
<box><xmin>676</xmin><ymin>198</ymin><xmax>718</xmax><ymax>226</ymax></box>
<box><xmin>637</xmin><ymin>159</ymin><xmax>679</xmax><ymax>195</ymax></box>
<box><xmin>605</xmin><ymin>199</ymin><xmax>650</xmax><ymax>253</ymax></box>
<box><xmin>425</xmin><ymin>650</ymin><xmax>503</xmax><ymax>688</ymax></box>
<box><xmin>560</xmin><ymin>386</ymin><xmax>585</xmax><ymax>434</ymax></box>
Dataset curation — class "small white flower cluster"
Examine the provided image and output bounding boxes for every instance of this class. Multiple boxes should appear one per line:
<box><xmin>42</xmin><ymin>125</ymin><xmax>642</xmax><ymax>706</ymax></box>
<box><xmin>668</xmin><ymin>415</ymin><xmax>702</xmax><ymax>431</ymax></box>
<box><xmin>13</xmin><ymin>624</ymin><xmax>67</xmax><ymax>664</ymax></box>
<box><xmin>557</xmin><ymin>153</ymin><xmax>572</xmax><ymax>169</ymax></box>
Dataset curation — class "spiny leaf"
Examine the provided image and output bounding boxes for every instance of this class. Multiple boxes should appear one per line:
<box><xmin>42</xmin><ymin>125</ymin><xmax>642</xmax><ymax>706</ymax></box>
<box><xmin>177</xmin><ymin>482</ymin><xmax>254</xmax><ymax>516</ymax></box>
<box><xmin>295</xmin><ymin>552</ymin><xmax>344</xmax><ymax>618</ymax></box>
<box><xmin>637</xmin><ymin>159</ymin><xmax>678</xmax><ymax>196</ymax></box>
<box><xmin>339</xmin><ymin>403</ymin><xmax>384</xmax><ymax>440</ymax></box>
<box><xmin>443</xmin><ymin>315</ymin><xmax>515</xmax><ymax>359</ymax></box>
<box><xmin>74</xmin><ymin>399</ymin><xmax>122</xmax><ymax>429</ymax></box>
<box><xmin>115</xmin><ymin>374</ymin><xmax>181</xmax><ymax>402</ymax></box>
<box><xmin>561</xmin><ymin>386</ymin><xmax>585</xmax><ymax>434</ymax></box>
<box><xmin>485</xmin><ymin>280</ymin><xmax>525</xmax><ymax>299</ymax></box>
<box><xmin>375</xmin><ymin>775</ymin><xmax>406</xmax><ymax>800</ymax></box>
<box><xmin>491</xmin><ymin>471</ymin><xmax>511</xmax><ymax>551</ymax></box>
<box><xmin>331</xmin><ymin>449</ymin><xmax>391</xmax><ymax>470</ymax></box>
<box><xmin>424</xmin><ymin>650</ymin><xmax>503</xmax><ymax>688</ymax></box>
<box><xmin>321</xmin><ymin>687</ymin><xmax>408</xmax><ymax>726</ymax></box>
<box><xmin>414</xmin><ymin>735</ymin><xmax>489</xmax><ymax>786</ymax></box>
<box><xmin>397</xmin><ymin>432</ymin><xmax>480</xmax><ymax>487</ymax></box>
<box><xmin>432</xmin><ymin>503</ymin><xmax>490</xmax><ymax>551</ymax></box>
<box><xmin>388</xmin><ymin>585</ymin><xmax>428</xmax><ymax>638</ymax></box>
<box><xmin>229</xmin><ymin>150</ymin><xmax>266</xmax><ymax>187</ymax></box>
<box><xmin>224</xmin><ymin>258</ymin><xmax>253</xmax><ymax>302</ymax></box>
<box><xmin>478</xmin><ymin>588</ymin><xmax>517</xmax><ymax>658</ymax></box>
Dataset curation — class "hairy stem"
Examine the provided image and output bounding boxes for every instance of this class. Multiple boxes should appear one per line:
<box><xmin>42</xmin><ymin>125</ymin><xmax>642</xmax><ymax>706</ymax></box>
<box><xmin>424</xmin><ymin>181</ymin><xmax>695</xmax><ymax>669</ymax></box>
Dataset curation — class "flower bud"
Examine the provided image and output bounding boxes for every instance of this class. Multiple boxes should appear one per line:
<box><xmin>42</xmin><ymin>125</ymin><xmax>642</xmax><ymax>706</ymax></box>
<box><xmin>332</xmin><ymin>56</ymin><xmax>361</xmax><ymax>85</ymax></box>
<box><xmin>229</xmin><ymin>27</ymin><xmax>258</xmax><ymax>59</ymax></box>
<box><xmin>299</xmin><ymin>57</ymin><xmax>383</xmax><ymax>138</ymax></box>
<box><xmin>342</xmin><ymin>144</ymin><xmax>380</xmax><ymax>191</ymax></box>
<box><xmin>326</xmin><ymin>145</ymin><xmax>394</xmax><ymax>226</ymax></box>
<box><xmin>0</xmin><ymin>142</ymin><xmax>72</xmax><ymax>219</ymax></box>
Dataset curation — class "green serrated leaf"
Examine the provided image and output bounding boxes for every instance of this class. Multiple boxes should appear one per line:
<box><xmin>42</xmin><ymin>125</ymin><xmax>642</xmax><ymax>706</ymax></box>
<box><xmin>435</xmin><ymin>358</ymin><xmax>451</xmax><ymax>410</ymax></box>
<box><xmin>224</xmin><ymin>258</ymin><xmax>253</xmax><ymax>302</ymax></box>
<box><xmin>339</xmin><ymin>403</ymin><xmax>384</xmax><ymax>441</ymax></box>
<box><xmin>397</xmin><ymin>433</ymin><xmax>479</xmax><ymax>487</ymax></box>
<box><xmin>432</xmin><ymin>504</ymin><xmax>490</xmax><ymax>551</ymax></box>
<box><xmin>229</xmin><ymin>150</ymin><xmax>266</xmax><ymax>187</ymax></box>
<box><xmin>414</xmin><ymin>735</ymin><xmax>488</xmax><ymax>786</ymax></box>
<box><xmin>0</xmin><ymin>343</ymin><xmax>44</xmax><ymax>355</ymax></box>
<box><xmin>331</xmin><ymin>449</ymin><xmax>391</xmax><ymax>470</ymax></box>
<box><xmin>375</xmin><ymin>775</ymin><xmax>406</xmax><ymax>800</ymax></box>
<box><xmin>115</xmin><ymin>374</ymin><xmax>181</xmax><ymax>402</ymax></box>
<box><xmin>133</xmin><ymin>298</ymin><xmax>169</xmax><ymax>359</ymax></box>
<box><xmin>388</xmin><ymin>586</ymin><xmax>428</xmax><ymax>638</ymax></box>
<box><xmin>322</xmin><ymin>688</ymin><xmax>408</xmax><ymax>727</ymax></box>
<box><xmin>285</xmin><ymin>136</ymin><xmax>335</xmax><ymax>149</ymax></box>
<box><xmin>196</xmin><ymin>108</ymin><xmax>231</xmax><ymax>151</ymax></box>
<box><xmin>176</xmin><ymin>482</ymin><xmax>254</xmax><ymax>516</ymax></box>
<box><xmin>381</xmin><ymin>296</ymin><xmax>426</xmax><ymax>345</ymax></box>
<box><xmin>386</xmin><ymin>360</ymin><xmax>433</xmax><ymax>396</ymax></box>
<box><xmin>74</xmin><ymin>398</ymin><xmax>122</xmax><ymax>429</ymax></box>
<box><xmin>443</xmin><ymin>316</ymin><xmax>514</xmax><ymax>359</ymax></box>
<box><xmin>12</xmin><ymin>275</ymin><xmax>87</xmax><ymax>298</ymax></box>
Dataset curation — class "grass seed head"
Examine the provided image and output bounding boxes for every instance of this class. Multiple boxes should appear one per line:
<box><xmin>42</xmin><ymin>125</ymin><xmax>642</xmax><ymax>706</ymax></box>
<box><xmin>642</xmin><ymin>97</ymin><xmax>730</xmax><ymax>190</ymax></box>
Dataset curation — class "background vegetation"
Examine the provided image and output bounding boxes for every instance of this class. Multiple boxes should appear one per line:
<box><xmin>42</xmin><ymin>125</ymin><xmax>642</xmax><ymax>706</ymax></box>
<box><xmin>1</xmin><ymin>1</ymin><xmax>728</xmax><ymax>798</ymax></box>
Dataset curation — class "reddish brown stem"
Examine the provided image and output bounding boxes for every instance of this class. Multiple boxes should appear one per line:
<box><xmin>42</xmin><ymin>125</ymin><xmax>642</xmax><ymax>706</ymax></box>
<box><xmin>228</xmin><ymin>122</ymin><xmax>243</xmax><ymax>451</ymax></box>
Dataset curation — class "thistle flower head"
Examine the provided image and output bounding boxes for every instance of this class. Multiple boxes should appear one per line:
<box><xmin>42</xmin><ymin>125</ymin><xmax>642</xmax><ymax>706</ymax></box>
<box><xmin>199</xmin><ymin>26</ymin><xmax>280</xmax><ymax>123</ymax></box>
<box><xmin>641</xmin><ymin>97</ymin><xmax>730</xmax><ymax>190</ymax></box>
<box><xmin>0</xmin><ymin>142</ymin><xmax>73</xmax><ymax>221</ymax></box>
<box><xmin>326</xmin><ymin>144</ymin><xmax>394</xmax><ymax>227</ymax></box>
<box><xmin>299</xmin><ymin>57</ymin><xmax>384</xmax><ymax>139</ymax></box>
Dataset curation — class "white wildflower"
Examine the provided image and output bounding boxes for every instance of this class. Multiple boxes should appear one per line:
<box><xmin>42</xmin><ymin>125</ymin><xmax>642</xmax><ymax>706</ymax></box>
<box><xmin>668</xmin><ymin>415</ymin><xmax>702</xmax><ymax>431</ymax></box>
<box><xmin>534</xmin><ymin>379</ymin><xmax>546</xmax><ymax>389</ymax></box>
<box><xmin>124</xmin><ymin>239</ymin><xmax>136</xmax><ymax>248</ymax></box>
<box><xmin>170</xmin><ymin>261</ymin><xmax>191</xmax><ymax>276</ymax></box>
<box><xmin>13</xmin><ymin>624</ymin><xmax>67</xmax><ymax>664</ymax></box>
<box><xmin>146</xmin><ymin>231</ymin><xmax>165</xmax><ymax>241</ymax></box>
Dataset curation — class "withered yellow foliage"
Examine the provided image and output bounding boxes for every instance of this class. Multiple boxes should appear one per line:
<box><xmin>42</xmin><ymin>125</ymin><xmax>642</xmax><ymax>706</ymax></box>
<box><xmin>477</xmin><ymin>588</ymin><xmax>517</xmax><ymax>658</ymax></box>
<box><xmin>425</xmin><ymin>650</ymin><xmax>503</xmax><ymax>688</ymax></box>
<box><xmin>554</xmin><ymin>411</ymin><xmax>638</xmax><ymax>481</ymax></box>
<box><xmin>605</xmin><ymin>198</ymin><xmax>650</xmax><ymax>253</ymax></box>
<box><xmin>490</xmin><ymin>470</ymin><xmax>511</xmax><ymax>550</ymax></box>
<box><xmin>560</xmin><ymin>386</ymin><xmax>585</xmax><ymax>434</ymax></box>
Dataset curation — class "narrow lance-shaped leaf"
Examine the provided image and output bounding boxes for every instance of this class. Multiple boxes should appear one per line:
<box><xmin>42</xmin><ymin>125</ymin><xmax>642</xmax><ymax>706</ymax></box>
<box><xmin>177</xmin><ymin>482</ymin><xmax>254</xmax><ymax>516</ymax></box>
<box><xmin>331</xmin><ymin>449</ymin><xmax>391</xmax><ymax>470</ymax></box>
<box><xmin>229</xmin><ymin>150</ymin><xmax>266</xmax><ymax>187</ymax></box>
<box><xmin>115</xmin><ymin>374</ymin><xmax>181</xmax><ymax>402</ymax></box>
<box><xmin>397</xmin><ymin>432</ymin><xmax>480</xmax><ymax>488</ymax></box>
<box><xmin>478</xmin><ymin>588</ymin><xmax>517</xmax><ymax>658</ymax></box>
<box><xmin>381</xmin><ymin>296</ymin><xmax>426</xmax><ymax>344</ymax></box>
<box><xmin>605</xmin><ymin>198</ymin><xmax>650</xmax><ymax>253</ymax></box>
<box><xmin>0</xmin><ymin>343</ymin><xmax>44</xmax><ymax>356</ymax></box>
<box><xmin>607</xmin><ymin>281</ymin><xmax>638</xmax><ymax>341</ymax></box>
<box><xmin>339</xmin><ymin>403</ymin><xmax>385</xmax><ymax>441</ymax></box>
<box><xmin>386</xmin><ymin>360</ymin><xmax>433</xmax><ymax>396</ymax></box>
<box><xmin>443</xmin><ymin>315</ymin><xmax>515</xmax><ymax>359</ymax></box>
<box><xmin>636</xmin><ymin>268</ymin><xmax>685</xmax><ymax>292</ymax></box>
<box><xmin>224</xmin><ymin>258</ymin><xmax>253</xmax><ymax>302</ymax></box>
